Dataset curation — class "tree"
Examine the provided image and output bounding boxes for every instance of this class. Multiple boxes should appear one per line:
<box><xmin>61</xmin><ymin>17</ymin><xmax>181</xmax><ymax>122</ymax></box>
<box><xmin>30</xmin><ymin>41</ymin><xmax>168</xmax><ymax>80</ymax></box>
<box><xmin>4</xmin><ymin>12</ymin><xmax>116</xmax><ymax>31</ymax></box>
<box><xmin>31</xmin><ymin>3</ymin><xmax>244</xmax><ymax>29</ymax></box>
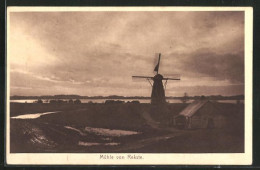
<box><xmin>50</xmin><ymin>100</ymin><xmax>57</xmax><ymax>104</ymax></box>
<box><xmin>37</xmin><ymin>99</ymin><xmax>43</xmax><ymax>103</ymax></box>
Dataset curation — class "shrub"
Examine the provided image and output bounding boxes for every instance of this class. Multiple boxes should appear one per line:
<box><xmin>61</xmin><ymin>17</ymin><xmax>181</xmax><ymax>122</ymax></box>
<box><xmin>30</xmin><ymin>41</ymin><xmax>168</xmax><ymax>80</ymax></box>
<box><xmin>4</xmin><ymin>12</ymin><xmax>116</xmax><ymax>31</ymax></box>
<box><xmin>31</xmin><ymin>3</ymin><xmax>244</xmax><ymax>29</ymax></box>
<box><xmin>74</xmin><ymin>99</ymin><xmax>81</xmax><ymax>104</ymax></box>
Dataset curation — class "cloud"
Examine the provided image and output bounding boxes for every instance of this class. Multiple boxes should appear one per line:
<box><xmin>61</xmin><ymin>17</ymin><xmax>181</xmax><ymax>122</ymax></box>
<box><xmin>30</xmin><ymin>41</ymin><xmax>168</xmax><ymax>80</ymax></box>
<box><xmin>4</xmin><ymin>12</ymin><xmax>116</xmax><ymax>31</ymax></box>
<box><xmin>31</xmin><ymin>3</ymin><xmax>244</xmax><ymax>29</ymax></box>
<box><xmin>9</xmin><ymin>11</ymin><xmax>244</xmax><ymax>96</ymax></box>
<box><xmin>161</xmin><ymin>48</ymin><xmax>244</xmax><ymax>83</ymax></box>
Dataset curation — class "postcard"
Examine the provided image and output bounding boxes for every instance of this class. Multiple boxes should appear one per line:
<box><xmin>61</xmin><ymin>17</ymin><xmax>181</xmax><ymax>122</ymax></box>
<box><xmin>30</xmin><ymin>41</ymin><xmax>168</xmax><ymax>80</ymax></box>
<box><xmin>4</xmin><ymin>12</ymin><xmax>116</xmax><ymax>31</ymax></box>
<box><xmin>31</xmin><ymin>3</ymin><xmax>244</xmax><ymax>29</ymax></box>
<box><xmin>6</xmin><ymin>7</ymin><xmax>253</xmax><ymax>165</ymax></box>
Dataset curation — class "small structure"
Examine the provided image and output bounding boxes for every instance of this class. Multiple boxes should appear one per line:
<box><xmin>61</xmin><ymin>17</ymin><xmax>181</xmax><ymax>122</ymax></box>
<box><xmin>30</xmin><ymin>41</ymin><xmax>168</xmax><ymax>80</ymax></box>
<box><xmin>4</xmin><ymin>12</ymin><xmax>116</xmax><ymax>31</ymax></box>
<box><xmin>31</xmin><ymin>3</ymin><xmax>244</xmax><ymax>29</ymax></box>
<box><xmin>172</xmin><ymin>99</ymin><xmax>226</xmax><ymax>129</ymax></box>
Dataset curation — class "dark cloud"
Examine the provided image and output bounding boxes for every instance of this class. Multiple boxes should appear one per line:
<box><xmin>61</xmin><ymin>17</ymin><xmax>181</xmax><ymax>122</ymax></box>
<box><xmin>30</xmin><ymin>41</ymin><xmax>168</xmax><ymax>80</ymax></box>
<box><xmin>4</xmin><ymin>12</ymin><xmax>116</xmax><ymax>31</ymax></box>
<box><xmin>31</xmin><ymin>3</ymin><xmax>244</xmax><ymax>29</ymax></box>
<box><xmin>163</xmin><ymin>48</ymin><xmax>244</xmax><ymax>83</ymax></box>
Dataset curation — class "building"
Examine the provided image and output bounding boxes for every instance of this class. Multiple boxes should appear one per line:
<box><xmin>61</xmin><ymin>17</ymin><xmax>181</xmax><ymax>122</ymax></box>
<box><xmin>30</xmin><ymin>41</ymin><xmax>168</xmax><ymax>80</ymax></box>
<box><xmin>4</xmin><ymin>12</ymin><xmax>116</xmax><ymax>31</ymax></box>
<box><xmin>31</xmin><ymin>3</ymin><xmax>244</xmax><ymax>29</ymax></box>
<box><xmin>172</xmin><ymin>99</ymin><xmax>226</xmax><ymax>129</ymax></box>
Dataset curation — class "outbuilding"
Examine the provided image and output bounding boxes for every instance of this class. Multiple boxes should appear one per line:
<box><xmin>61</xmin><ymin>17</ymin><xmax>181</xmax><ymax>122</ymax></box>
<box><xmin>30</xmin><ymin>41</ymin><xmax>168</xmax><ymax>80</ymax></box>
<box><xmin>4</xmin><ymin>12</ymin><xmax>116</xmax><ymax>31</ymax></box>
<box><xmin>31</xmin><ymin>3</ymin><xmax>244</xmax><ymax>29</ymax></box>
<box><xmin>172</xmin><ymin>99</ymin><xmax>226</xmax><ymax>129</ymax></box>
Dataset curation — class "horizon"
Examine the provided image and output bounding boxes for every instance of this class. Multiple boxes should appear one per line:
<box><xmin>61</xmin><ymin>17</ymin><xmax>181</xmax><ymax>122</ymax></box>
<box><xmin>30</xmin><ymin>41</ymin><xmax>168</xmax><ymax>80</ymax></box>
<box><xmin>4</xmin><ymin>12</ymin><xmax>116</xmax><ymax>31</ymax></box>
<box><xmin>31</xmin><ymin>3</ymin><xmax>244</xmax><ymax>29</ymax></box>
<box><xmin>10</xmin><ymin>94</ymin><xmax>244</xmax><ymax>98</ymax></box>
<box><xmin>9</xmin><ymin>11</ymin><xmax>244</xmax><ymax>97</ymax></box>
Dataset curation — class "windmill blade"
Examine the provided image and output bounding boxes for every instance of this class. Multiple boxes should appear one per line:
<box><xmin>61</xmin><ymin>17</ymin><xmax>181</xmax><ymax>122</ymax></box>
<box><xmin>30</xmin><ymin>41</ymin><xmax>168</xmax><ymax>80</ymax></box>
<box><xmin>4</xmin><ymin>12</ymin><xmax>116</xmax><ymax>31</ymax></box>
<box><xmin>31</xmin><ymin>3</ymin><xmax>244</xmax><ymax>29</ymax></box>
<box><xmin>163</xmin><ymin>74</ymin><xmax>181</xmax><ymax>80</ymax></box>
<box><xmin>163</xmin><ymin>73</ymin><xmax>181</xmax><ymax>80</ymax></box>
<box><xmin>154</xmin><ymin>53</ymin><xmax>161</xmax><ymax>74</ymax></box>
<box><xmin>132</xmin><ymin>76</ymin><xmax>153</xmax><ymax>79</ymax></box>
<box><xmin>164</xmin><ymin>73</ymin><xmax>181</xmax><ymax>77</ymax></box>
<box><xmin>163</xmin><ymin>77</ymin><xmax>181</xmax><ymax>80</ymax></box>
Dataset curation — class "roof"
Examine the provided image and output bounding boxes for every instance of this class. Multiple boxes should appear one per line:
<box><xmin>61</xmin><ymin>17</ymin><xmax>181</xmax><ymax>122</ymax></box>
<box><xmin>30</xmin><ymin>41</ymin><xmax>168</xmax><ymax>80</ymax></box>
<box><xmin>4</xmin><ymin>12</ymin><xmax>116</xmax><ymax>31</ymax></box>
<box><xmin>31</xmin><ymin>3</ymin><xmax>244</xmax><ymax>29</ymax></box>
<box><xmin>178</xmin><ymin>99</ymin><xmax>210</xmax><ymax>117</ymax></box>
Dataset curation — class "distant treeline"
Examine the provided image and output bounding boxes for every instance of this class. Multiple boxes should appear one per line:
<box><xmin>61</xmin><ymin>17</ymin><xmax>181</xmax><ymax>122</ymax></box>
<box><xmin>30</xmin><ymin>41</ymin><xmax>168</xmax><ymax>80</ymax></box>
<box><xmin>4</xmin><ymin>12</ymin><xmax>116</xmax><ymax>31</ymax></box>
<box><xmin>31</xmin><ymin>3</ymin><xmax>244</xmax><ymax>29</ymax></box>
<box><xmin>10</xmin><ymin>94</ymin><xmax>244</xmax><ymax>100</ymax></box>
<box><xmin>171</xmin><ymin>95</ymin><xmax>244</xmax><ymax>100</ymax></box>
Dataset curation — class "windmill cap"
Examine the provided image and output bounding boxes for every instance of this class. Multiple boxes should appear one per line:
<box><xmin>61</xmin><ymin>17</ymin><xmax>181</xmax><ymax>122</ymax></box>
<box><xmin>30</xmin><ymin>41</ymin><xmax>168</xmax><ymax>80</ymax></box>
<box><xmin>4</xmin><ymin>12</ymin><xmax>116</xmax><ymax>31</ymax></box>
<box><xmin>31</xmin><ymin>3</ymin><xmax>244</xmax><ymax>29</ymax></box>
<box><xmin>153</xmin><ymin>74</ymin><xmax>163</xmax><ymax>80</ymax></box>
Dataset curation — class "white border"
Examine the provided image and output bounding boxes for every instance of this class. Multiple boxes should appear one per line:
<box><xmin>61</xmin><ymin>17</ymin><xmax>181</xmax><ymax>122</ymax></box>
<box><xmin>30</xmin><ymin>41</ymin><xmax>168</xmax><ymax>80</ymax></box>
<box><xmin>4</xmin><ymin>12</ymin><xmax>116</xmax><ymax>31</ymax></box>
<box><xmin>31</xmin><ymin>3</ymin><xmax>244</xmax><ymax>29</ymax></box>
<box><xmin>6</xmin><ymin>7</ymin><xmax>253</xmax><ymax>165</ymax></box>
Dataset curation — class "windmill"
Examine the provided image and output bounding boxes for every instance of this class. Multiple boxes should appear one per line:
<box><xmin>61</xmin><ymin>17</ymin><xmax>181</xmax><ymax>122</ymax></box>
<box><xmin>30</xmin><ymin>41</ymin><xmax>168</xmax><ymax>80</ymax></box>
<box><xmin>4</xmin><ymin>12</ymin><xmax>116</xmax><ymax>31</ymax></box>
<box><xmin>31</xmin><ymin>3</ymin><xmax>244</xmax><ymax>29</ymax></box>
<box><xmin>132</xmin><ymin>53</ymin><xmax>180</xmax><ymax>104</ymax></box>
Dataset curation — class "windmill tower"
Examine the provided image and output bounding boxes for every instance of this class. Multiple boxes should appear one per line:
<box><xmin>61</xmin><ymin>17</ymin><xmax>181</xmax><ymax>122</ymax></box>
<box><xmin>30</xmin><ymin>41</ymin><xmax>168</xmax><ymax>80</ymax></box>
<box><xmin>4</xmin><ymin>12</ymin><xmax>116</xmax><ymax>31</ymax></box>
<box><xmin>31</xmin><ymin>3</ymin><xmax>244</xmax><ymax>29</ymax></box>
<box><xmin>132</xmin><ymin>53</ymin><xmax>180</xmax><ymax>105</ymax></box>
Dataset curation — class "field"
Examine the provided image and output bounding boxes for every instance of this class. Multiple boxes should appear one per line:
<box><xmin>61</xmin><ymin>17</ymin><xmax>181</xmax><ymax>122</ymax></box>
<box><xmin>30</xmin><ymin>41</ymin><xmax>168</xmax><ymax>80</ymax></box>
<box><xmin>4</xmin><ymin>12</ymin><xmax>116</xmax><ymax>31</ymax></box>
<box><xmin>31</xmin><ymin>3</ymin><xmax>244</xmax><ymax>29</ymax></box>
<box><xmin>10</xmin><ymin>102</ymin><xmax>244</xmax><ymax>153</ymax></box>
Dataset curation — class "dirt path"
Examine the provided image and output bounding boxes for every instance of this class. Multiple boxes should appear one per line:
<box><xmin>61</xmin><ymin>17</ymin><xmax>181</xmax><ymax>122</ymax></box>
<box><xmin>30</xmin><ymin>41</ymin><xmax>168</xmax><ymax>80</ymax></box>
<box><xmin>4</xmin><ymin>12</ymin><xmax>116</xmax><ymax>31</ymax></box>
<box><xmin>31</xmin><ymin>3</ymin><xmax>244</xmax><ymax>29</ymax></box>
<box><xmin>141</xmin><ymin>111</ymin><xmax>160</xmax><ymax>129</ymax></box>
<box><xmin>140</xmin><ymin>110</ymin><xmax>183</xmax><ymax>132</ymax></box>
<box><xmin>113</xmin><ymin>111</ymin><xmax>189</xmax><ymax>152</ymax></box>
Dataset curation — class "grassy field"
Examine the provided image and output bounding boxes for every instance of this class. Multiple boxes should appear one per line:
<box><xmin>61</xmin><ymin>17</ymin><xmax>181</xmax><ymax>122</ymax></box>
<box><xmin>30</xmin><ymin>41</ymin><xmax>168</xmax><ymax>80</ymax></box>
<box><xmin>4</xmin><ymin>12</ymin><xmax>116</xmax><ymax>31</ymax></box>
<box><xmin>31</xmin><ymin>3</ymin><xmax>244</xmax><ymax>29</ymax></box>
<box><xmin>10</xmin><ymin>102</ymin><xmax>244</xmax><ymax>153</ymax></box>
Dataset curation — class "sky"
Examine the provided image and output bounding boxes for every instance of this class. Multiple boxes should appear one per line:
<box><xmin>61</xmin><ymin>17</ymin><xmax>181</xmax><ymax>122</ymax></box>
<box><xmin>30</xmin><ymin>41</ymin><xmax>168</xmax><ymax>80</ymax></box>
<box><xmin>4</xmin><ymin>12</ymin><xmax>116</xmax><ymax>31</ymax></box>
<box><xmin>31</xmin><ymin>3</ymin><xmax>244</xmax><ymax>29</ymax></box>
<box><xmin>9</xmin><ymin>11</ymin><xmax>244</xmax><ymax>97</ymax></box>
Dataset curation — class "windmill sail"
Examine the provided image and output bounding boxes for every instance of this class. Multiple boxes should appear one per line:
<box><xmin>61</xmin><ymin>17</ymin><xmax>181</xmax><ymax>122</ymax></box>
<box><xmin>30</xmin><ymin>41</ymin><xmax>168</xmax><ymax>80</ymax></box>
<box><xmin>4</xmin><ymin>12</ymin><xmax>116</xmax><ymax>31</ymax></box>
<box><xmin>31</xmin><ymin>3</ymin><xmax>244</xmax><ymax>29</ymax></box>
<box><xmin>154</xmin><ymin>53</ymin><xmax>161</xmax><ymax>73</ymax></box>
<box><xmin>132</xmin><ymin>76</ymin><xmax>153</xmax><ymax>79</ymax></box>
<box><xmin>154</xmin><ymin>64</ymin><xmax>159</xmax><ymax>72</ymax></box>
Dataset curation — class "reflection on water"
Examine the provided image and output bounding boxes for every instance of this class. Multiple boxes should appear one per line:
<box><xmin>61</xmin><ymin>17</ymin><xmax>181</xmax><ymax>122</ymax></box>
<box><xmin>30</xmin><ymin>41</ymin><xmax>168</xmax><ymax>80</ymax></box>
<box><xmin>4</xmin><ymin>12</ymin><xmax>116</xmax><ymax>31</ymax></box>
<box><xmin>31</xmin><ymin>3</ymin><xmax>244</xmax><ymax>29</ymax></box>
<box><xmin>29</xmin><ymin>127</ymin><xmax>56</xmax><ymax>147</ymax></box>
<box><xmin>104</xmin><ymin>142</ymin><xmax>119</xmax><ymax>146</ymax></box>
<box><xmin>64</xmin><ymin>126</ymin><xmax>87</xmax><ymax>136</ymax></box>
<box><xmin>78</xmin><ymin>141</ymin><xmax>120</xmax><ymax>146</ymax></box>
<box><xmin>10</xmin><ymin>99</ymin><xmax>151</xmax><ymax>103</ymax></box>
<box><xmin>64</xmin><ymin>126</ymin><xmax>140</xmax><ymax>137</ymax></box>
<box><xmin>84</xmin><ymin>127</ymin><xmax>141</xmax><ymax>137</ymax></box>
<box><xmin>217</xmin><ymin>100</ymin><xmax>244</xmax><ymax>104</ymax></box>
<box><xmin>11</xmin><ymin>111</ymin><xmax>60</xmax><ymax>119</ymax></box>
<box><xmin>102</xmin><ymin>137</ymin><xmax>112</xmax><ymax>141</ymax></box>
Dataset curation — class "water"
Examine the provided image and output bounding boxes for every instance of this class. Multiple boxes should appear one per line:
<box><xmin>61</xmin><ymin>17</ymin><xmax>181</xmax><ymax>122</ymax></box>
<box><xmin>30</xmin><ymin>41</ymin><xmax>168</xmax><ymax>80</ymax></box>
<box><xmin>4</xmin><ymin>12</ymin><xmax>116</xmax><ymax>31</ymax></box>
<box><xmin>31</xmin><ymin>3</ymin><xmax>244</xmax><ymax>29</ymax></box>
<box><xmin>77</xmin><ymin>126</ymin><xmax>141</xmax><ymax>147</ymax></box>
<box><xmin>11</xmin><ymin>99</ymin><xmax>51</xmax><ymax>103</ymax></box>
<box><xmin>64</xmin><ymin>126</ymin><xmax>87</xmax><ymax>136</ymax></box>
<box><xmin>11</xmin><ymin>111</ymin><xmax>60</xmax><ymax>119</ymax></box>
<box><xmin>65</xmin><ymin>126</ymin><xmax>139</xmax><ymax>147</ymax></box>
<box><xmin>78</xmin><ymin>141</ymin><xmax>120</xmax><ymax>146</ymax></box>
<box><xmin>217</xmin><ymin>100</ymin><xmax>244</xmax><ymax>104</ymax></box>
<box><xmin>10</xmin><ymin>99</ymin><xmax>150</xmax><ymax>103</ymax></box>
<box><xmin>84</xmin><ymin>127</ymin><xmax>141</xmax><ymax>137</ymax></box>
<box><xmin>64</xmin><ymin>126</ymin><xmax>140</xmax><ymax>137</ymax></box>
<box><xmin>10</xmin><ymin>99</ymin><xmax>243</xmax><ymax>104</ymax></box>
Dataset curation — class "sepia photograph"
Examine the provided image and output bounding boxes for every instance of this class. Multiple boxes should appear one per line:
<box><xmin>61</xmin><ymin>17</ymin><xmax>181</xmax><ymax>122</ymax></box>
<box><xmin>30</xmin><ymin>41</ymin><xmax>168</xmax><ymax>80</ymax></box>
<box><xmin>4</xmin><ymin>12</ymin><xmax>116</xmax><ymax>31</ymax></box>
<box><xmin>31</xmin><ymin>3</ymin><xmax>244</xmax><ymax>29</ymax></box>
<box><xmin>6</xmin><ymin>7</ymin><xmax>252</xmax><ymax>165</ymax></box>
